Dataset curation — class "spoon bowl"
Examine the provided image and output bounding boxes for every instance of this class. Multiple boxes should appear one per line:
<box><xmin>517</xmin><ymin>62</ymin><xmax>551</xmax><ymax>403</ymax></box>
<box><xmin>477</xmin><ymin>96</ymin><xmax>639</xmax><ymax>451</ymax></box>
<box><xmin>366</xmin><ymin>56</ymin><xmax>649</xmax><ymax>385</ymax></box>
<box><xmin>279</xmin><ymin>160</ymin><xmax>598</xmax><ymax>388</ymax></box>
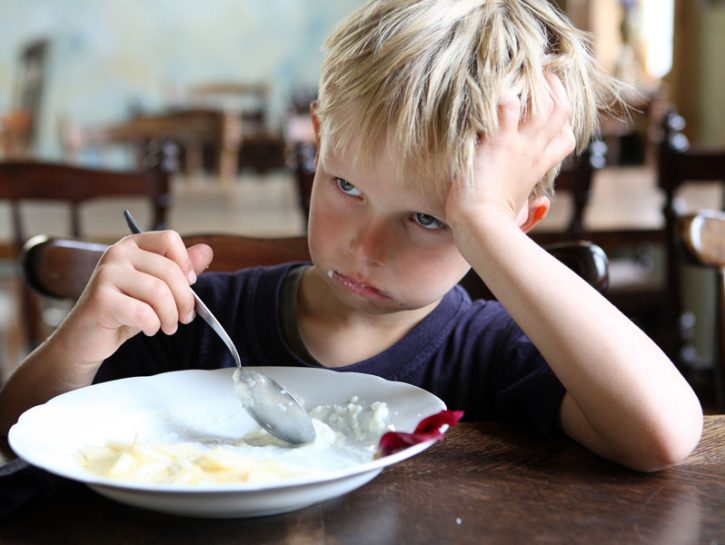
<box><xmin>123</xmin><ymin>209</ymin><xmax>316</xmax><ymax>444</ymax></box>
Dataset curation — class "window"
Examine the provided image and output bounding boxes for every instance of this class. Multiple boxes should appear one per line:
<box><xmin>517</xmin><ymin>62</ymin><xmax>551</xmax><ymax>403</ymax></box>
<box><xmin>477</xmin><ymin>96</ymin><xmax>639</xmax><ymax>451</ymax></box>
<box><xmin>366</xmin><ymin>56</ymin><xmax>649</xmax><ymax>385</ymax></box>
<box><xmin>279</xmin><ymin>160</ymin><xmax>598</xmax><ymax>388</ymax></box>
<box><xmin>640</xmin><ymin>0</ymin><xmax>674</xmax><ymax>79</ymax></box>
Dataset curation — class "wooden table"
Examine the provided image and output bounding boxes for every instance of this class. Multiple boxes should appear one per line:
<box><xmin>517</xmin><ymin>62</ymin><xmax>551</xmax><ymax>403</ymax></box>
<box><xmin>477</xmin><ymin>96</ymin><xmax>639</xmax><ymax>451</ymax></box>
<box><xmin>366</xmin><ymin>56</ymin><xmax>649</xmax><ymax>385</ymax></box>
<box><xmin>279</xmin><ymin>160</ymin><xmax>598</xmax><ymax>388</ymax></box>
<box><xmin>106</xmin><ymin>108</ymin><xmax>243</xmax><ymax>184</ymax></box>
<box><xmin>2</xmin><ymin>415</ymin><xmax>724</xmax><ymax>544</ymax></box>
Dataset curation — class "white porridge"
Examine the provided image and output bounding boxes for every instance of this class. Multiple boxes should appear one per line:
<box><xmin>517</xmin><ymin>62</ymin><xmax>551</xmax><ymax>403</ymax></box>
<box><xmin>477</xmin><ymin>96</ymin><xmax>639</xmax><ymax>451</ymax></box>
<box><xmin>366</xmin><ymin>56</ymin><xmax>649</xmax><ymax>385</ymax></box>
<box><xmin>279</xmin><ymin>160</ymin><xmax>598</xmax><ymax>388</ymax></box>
<box><xmin>80</xmin><ymin>397</ymin><xmax>391</xmax><ymax>485</ymax></box>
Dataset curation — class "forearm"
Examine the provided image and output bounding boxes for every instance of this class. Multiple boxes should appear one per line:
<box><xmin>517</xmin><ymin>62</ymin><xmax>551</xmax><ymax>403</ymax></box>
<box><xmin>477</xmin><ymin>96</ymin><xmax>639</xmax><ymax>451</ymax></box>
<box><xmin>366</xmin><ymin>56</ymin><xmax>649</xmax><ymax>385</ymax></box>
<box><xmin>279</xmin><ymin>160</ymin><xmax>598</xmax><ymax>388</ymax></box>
<box><xmin>0</xmin><ymin>232</ymin><xmax>212</xmax><ymax>438</ymax></box>
<box><xmin>452</xmin><ymin>209</ymin><xmax>703</xmax><ymax>469</ymax></box>
<box><xmin>0</xmin><ymin>327</ymin><xmax>102</xmax><ymax>437</ymax></box>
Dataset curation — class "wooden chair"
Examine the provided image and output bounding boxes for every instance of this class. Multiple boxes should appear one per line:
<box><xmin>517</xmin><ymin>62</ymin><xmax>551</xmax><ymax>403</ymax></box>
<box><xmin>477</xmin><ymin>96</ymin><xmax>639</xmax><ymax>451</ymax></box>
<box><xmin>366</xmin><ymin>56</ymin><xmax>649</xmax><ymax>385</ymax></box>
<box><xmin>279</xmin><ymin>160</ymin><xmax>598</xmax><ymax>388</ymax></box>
<box><xmin>0</xmin><ymin>142</ymin><xmax>176</xmax><ymax>347</ymax></box>
<box><xmin>676</xmin><ymin>210</ymin><xmax>725</xmax><ymax>409</ymax></box>
<box><xmin>657</xmin><ymin>109</ymin><xmax>725</xmax><ymax>365</ymax></box>
<box><xmin>536</xmin><ymin>115</ymin><xmax>724</xmax><ymax>366</ymax></box>
<box><xmin>21</xmin><ymin>235</ymin><xmax>608</xmax><ymax>331</ymax></box>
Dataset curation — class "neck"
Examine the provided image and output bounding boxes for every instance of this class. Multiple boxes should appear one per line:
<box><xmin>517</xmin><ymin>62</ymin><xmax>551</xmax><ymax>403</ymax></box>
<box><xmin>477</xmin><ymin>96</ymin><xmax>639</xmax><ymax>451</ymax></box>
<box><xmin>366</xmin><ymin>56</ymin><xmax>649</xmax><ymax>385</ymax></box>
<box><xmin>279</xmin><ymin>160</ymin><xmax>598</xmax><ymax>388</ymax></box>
<box><xmin>296</xmin><ymin>266</ymin><xmax>438</xmax><ymax>367</ymax></box>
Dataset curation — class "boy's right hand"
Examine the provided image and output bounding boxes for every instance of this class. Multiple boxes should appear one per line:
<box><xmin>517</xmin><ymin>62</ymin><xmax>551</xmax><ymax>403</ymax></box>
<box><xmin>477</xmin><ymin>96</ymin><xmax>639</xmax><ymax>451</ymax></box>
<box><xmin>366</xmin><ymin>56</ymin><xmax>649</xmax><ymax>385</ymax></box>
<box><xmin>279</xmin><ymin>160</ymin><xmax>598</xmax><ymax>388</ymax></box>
<box><xmin>54</xmin><ymin>230</ymin><xmax>213</xmax><ymax>370</ymax></box>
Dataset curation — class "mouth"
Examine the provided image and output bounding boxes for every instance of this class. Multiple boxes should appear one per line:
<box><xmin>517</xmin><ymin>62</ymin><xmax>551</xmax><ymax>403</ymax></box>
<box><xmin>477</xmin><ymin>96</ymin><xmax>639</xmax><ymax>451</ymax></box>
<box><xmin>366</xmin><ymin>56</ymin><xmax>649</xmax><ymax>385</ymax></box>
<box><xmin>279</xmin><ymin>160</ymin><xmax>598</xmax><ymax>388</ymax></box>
<box><xmin>327</xmin><ymin>270</ymin><xmax>391</xmax><ymax>300</ymax></box>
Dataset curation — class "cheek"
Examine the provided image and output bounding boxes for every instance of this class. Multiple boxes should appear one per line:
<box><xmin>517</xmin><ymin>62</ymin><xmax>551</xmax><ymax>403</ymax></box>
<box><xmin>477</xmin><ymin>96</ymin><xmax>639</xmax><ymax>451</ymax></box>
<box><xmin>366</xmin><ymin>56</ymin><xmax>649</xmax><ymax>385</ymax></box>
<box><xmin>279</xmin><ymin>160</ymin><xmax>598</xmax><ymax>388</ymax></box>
<box><xmin>395</xmin><ymin>247</ymin><xmax>471</xmax><ymax>302</ymax></box>
<box><xmin>307</xmin><ymin>183</ymin><xmax>344</xmax><ymax>257</ymax></box>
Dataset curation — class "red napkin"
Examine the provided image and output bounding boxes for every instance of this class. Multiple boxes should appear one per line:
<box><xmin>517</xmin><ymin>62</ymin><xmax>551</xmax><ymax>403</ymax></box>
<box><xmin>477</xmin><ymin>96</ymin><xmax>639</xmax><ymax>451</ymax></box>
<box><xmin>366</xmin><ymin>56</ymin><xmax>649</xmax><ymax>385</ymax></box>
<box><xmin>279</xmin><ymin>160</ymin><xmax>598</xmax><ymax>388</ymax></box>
<box><xmin>376</xmin><ymin>409</ymin><xmax>464</xmax><ymax>457</ymax></box>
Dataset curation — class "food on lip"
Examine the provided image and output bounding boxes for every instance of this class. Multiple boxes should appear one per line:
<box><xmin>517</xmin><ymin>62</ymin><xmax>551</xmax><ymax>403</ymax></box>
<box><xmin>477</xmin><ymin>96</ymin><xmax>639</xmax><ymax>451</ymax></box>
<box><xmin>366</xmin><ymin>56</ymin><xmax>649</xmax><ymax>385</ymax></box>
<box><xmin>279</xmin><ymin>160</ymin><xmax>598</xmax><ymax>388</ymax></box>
<box><xmin>80</xmin><ymin>398</ymin><xmax>392</xmax><ymax>486</ymax></box>
<box><xmin>328</xmin><ymin>270</ymin><xmax>390</xmax><ymax>299</ymax></box>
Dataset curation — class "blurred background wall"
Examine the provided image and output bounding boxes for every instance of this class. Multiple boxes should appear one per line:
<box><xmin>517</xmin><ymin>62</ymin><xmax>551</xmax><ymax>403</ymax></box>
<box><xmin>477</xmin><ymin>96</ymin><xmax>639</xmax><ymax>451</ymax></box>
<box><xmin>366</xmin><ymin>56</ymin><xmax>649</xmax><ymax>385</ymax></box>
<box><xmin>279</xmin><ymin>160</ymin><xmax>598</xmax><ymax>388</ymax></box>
<box><xmin>2</xmin><ymin>0</ymin><xmax>725</xmax><ymax>157</ymax></box>
<box><xmin>0</xmin><ymin>0</ymin><xmax>364</xmax><ymax>159</ymax></box>
<box><xmin>564</xmin><ymin>0</ymin><xmax>725</xmax><ymax>147</ymax></box>
<box><xmin>681</xmin><ymin>4</ymin><xmax>725</xmax><ymax>145</ymax></box>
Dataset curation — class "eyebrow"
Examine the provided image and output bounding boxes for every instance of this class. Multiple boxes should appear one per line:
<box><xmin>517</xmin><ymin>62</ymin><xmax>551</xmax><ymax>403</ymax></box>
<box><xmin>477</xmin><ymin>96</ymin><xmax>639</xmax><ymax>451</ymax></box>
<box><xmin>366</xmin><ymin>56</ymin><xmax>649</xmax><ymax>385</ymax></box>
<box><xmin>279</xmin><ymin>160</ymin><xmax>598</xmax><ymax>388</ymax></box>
<box><xmin>318</xmin><ymin>145</ymin><xmax>353</xmax><ymax>181</ymax></box>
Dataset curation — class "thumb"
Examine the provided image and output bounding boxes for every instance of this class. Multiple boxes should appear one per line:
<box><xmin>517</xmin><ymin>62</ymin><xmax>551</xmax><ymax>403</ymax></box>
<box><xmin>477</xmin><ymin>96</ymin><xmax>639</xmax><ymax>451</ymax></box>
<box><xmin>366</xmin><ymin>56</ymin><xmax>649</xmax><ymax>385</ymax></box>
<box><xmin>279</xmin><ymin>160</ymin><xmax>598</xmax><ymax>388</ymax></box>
<box><xmin>186</xmin><ymin>243</ymin><xmax>214</xmax><ymax>282</ymax></box>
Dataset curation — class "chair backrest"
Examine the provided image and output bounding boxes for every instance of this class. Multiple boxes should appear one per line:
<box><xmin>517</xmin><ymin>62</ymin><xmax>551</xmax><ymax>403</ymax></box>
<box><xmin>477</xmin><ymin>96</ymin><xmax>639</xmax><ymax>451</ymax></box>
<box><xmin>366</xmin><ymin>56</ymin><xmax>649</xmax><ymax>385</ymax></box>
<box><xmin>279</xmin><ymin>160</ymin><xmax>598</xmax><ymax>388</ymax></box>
<box><xmin>21</xmin><ymin>234</ymin><xmax>304</xmax><ymax>300</ymax></box>
<box><xmin>676</xmin><ymin>210</ymin><xmax>725</xmax><ymax>409</ymax></box>
<box><xmin>22</xmin><ymin>234</ymin><xmax>608</xmax><ymax>303</ymax></box>
<box><xmin>0</xmin><ymin>142</ymin><xmax>175</xmax><ymax>254</ymax></box>
<box><xmin>22</xmin><ymin>234</ymin><xmax>311</xmax><ymax>300</ymax></box>
<box><xmin>657</xmin><ymin>108</ymin><xmax>725</xmax><ymax>361</ymax></box>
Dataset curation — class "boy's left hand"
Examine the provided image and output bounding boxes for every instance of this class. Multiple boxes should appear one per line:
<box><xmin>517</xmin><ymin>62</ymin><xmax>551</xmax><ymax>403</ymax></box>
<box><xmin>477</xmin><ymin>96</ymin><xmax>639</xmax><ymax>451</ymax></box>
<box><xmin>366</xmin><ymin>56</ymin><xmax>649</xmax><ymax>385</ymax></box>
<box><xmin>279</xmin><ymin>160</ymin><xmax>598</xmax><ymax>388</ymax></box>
<box><xmin>445</xmin><ymin>72</ymin><xmax>575</xmax><ymax>228</ymax></box>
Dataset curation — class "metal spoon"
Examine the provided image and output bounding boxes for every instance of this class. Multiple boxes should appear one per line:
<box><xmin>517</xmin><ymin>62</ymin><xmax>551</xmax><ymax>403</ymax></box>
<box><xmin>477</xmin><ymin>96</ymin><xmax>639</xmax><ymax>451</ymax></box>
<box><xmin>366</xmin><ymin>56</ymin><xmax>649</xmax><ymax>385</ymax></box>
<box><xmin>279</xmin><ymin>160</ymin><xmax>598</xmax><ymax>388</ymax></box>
<box><xmin>123</xmin><ymin>210</ymin><xmax>316</xmax><ymax>444</ymax></box>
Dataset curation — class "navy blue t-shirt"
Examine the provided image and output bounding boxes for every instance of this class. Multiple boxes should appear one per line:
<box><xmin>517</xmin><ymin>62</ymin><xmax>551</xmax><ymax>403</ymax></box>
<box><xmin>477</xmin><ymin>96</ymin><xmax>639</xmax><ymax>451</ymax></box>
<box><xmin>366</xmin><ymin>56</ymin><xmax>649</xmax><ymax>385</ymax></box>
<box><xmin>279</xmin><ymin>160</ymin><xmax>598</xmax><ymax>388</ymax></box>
<box><xmin>97</xmin><ymin>263</ymin><xmax>566</xmax><ymax>435</ymax></box>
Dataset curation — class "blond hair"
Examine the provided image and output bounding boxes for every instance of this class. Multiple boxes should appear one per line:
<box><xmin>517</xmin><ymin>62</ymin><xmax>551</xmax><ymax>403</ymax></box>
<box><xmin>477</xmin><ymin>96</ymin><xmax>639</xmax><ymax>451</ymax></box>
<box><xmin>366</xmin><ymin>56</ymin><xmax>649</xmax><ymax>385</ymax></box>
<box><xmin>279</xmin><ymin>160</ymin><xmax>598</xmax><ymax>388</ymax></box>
<box><xmin>316</xmin><ymin>0</ymin><xmax>623</xmax><ymax>197</ymax></box>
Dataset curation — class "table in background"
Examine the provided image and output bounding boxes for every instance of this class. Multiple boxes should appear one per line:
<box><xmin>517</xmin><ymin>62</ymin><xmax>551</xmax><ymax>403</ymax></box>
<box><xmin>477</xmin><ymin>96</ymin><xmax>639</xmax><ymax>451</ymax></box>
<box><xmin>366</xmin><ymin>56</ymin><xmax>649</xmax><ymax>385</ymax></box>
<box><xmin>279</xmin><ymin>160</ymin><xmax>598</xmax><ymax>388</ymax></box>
<box><xmin>106</xmin><ymin>108</ymin><xmax>243</xmax><ymax>184</ymax></box>
<box><xmin>2</xmin><ymin>416</ymin><xmax>724</xmax><ymax>544</ymax></box>
<box><xmin>75</xmin><ymin>108</ymin><xmax>284</xmax><ymax>184</ymax></box>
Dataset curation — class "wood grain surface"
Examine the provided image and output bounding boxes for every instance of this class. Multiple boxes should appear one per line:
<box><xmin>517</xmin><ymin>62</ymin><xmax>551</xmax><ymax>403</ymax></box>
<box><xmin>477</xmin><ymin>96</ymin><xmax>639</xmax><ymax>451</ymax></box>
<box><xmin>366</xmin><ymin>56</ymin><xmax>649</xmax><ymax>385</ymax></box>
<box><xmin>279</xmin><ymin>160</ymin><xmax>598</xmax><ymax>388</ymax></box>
<box><xmin>2</xmin><ymin>416</ymin><xmax>723</xmax><ymax>544</ymax></box>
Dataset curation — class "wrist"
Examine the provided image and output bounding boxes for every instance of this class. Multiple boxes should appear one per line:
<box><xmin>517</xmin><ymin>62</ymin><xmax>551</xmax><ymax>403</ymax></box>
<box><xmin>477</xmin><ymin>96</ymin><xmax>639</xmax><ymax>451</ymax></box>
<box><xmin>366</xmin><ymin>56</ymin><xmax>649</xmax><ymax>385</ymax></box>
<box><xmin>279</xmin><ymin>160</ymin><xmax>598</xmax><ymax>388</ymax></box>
<box><xmin>47</xmin><ymin>313</ymin><xmax>106</xmax><ymax>373</ymax></box>
<box><xmin>447</xmin><ymin>202</ymin><xmax>520</xmax><ymax>238</ymax></box>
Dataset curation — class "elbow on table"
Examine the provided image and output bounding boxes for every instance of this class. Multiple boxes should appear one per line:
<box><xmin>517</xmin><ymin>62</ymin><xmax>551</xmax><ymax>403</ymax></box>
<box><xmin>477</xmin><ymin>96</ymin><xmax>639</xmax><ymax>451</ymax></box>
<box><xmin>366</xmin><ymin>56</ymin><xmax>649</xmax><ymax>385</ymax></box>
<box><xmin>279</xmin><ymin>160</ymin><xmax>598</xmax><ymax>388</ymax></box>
<box><xmin>631</xmin><ymin>406</ymin><xmax>704</xmax><ymax>473</ymax></box>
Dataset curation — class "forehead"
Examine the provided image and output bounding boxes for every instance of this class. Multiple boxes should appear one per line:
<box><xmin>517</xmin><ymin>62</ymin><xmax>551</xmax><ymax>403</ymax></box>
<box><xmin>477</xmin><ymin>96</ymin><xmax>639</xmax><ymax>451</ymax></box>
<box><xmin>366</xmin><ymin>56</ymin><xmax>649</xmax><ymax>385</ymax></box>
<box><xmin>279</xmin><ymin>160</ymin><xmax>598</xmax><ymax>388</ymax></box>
<box><xmin>318</xmin><ymin>128</ymin><xmax>452</xmax><ymax>203</ymax></box>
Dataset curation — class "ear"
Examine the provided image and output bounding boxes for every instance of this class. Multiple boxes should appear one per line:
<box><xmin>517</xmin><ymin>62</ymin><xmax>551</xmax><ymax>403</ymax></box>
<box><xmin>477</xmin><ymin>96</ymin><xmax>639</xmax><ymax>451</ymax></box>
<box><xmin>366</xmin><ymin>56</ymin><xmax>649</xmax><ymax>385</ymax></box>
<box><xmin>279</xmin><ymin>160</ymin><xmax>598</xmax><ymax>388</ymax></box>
<box><xmin>519</xmin><ymin>196</ymin><xmax>550</xmax><ymax>233</ymax></box>
<box><xmin>309</xmin><ymin>100</ymin><xmax>321</xmax><ymax>150</ymax></box>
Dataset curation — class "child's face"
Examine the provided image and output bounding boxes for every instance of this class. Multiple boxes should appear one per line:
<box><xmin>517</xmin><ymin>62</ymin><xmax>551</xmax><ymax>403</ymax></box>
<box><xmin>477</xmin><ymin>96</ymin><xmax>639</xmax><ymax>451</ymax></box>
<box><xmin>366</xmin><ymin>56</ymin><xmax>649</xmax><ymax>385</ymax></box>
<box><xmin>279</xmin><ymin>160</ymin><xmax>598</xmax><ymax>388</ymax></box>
<box><xmin>306</xmin><ymin>134</ymin><xmax>471</xmax><ymax>316</ymax></box>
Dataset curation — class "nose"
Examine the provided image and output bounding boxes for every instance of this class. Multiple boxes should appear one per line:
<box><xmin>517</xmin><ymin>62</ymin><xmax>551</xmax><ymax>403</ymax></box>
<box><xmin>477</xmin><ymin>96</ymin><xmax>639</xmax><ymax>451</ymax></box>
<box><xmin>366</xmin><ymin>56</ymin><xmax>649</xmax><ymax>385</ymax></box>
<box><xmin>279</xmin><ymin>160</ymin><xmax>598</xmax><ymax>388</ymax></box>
<box><xmin>349</xmin><ymin>216</ymin><xmax>389</xmax><ymax>266</ymax></box>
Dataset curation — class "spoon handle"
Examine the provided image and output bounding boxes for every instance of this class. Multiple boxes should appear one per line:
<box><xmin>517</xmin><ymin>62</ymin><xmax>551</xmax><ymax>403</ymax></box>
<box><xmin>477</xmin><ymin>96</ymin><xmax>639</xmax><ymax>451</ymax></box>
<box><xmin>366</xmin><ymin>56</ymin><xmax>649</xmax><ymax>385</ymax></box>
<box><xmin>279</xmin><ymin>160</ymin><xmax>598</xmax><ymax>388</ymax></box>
<box><xmin>123</xmin><ymin>209</ymin><xmax>243</xmax><ymax>368</ymax></box>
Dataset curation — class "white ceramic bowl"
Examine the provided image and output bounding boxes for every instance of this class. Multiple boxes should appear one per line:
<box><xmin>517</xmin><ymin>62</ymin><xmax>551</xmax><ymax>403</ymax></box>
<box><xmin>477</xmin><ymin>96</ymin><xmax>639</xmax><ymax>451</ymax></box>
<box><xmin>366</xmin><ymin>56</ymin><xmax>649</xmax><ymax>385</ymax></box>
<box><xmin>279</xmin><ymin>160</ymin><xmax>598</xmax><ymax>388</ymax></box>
<box><xmin>9</xmin><ymin>367</ymin><xmax>445</xmax><ymax>518</ymax></box>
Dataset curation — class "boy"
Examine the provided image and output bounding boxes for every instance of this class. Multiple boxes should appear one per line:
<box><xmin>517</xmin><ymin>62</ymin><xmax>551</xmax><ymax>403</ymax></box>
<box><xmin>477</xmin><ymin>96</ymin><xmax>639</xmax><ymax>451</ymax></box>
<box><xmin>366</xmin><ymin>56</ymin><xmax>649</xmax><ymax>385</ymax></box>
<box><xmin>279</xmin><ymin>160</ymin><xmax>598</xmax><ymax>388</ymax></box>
<box><xmin>0</xmin><ymin>0</ymin><xmax>702</xmax><ymax>471</ymax></box>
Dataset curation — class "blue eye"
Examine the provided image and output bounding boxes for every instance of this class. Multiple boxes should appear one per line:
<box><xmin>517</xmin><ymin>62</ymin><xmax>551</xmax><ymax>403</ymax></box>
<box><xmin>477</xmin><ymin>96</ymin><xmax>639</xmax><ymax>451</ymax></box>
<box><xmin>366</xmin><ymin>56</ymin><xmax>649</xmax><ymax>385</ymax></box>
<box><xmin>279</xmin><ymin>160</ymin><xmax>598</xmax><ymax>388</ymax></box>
<box><xmin>413</xmin><ymin>213</ymin><xmax>444</xmax><ymax>230</ymax></box>
<box><xmin>336</xmin><ymin>178</ymin><xmax>361</xmax><ymax>196</ymax></box>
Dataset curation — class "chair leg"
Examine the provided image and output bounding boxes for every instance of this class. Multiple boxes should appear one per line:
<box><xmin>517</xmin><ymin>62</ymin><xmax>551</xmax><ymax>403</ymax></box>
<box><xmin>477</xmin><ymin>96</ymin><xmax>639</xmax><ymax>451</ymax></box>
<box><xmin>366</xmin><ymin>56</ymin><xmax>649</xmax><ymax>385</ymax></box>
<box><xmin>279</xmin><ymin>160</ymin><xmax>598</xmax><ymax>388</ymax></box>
<box><xmin>19</xmin><ymin>283</ymin><xmax>43</xmax><ymax>350</ymax></box>
<box><xmin>717</xmin><ymin>272</ymin><xmax>725</xmax><ymax>411</ymax></box>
